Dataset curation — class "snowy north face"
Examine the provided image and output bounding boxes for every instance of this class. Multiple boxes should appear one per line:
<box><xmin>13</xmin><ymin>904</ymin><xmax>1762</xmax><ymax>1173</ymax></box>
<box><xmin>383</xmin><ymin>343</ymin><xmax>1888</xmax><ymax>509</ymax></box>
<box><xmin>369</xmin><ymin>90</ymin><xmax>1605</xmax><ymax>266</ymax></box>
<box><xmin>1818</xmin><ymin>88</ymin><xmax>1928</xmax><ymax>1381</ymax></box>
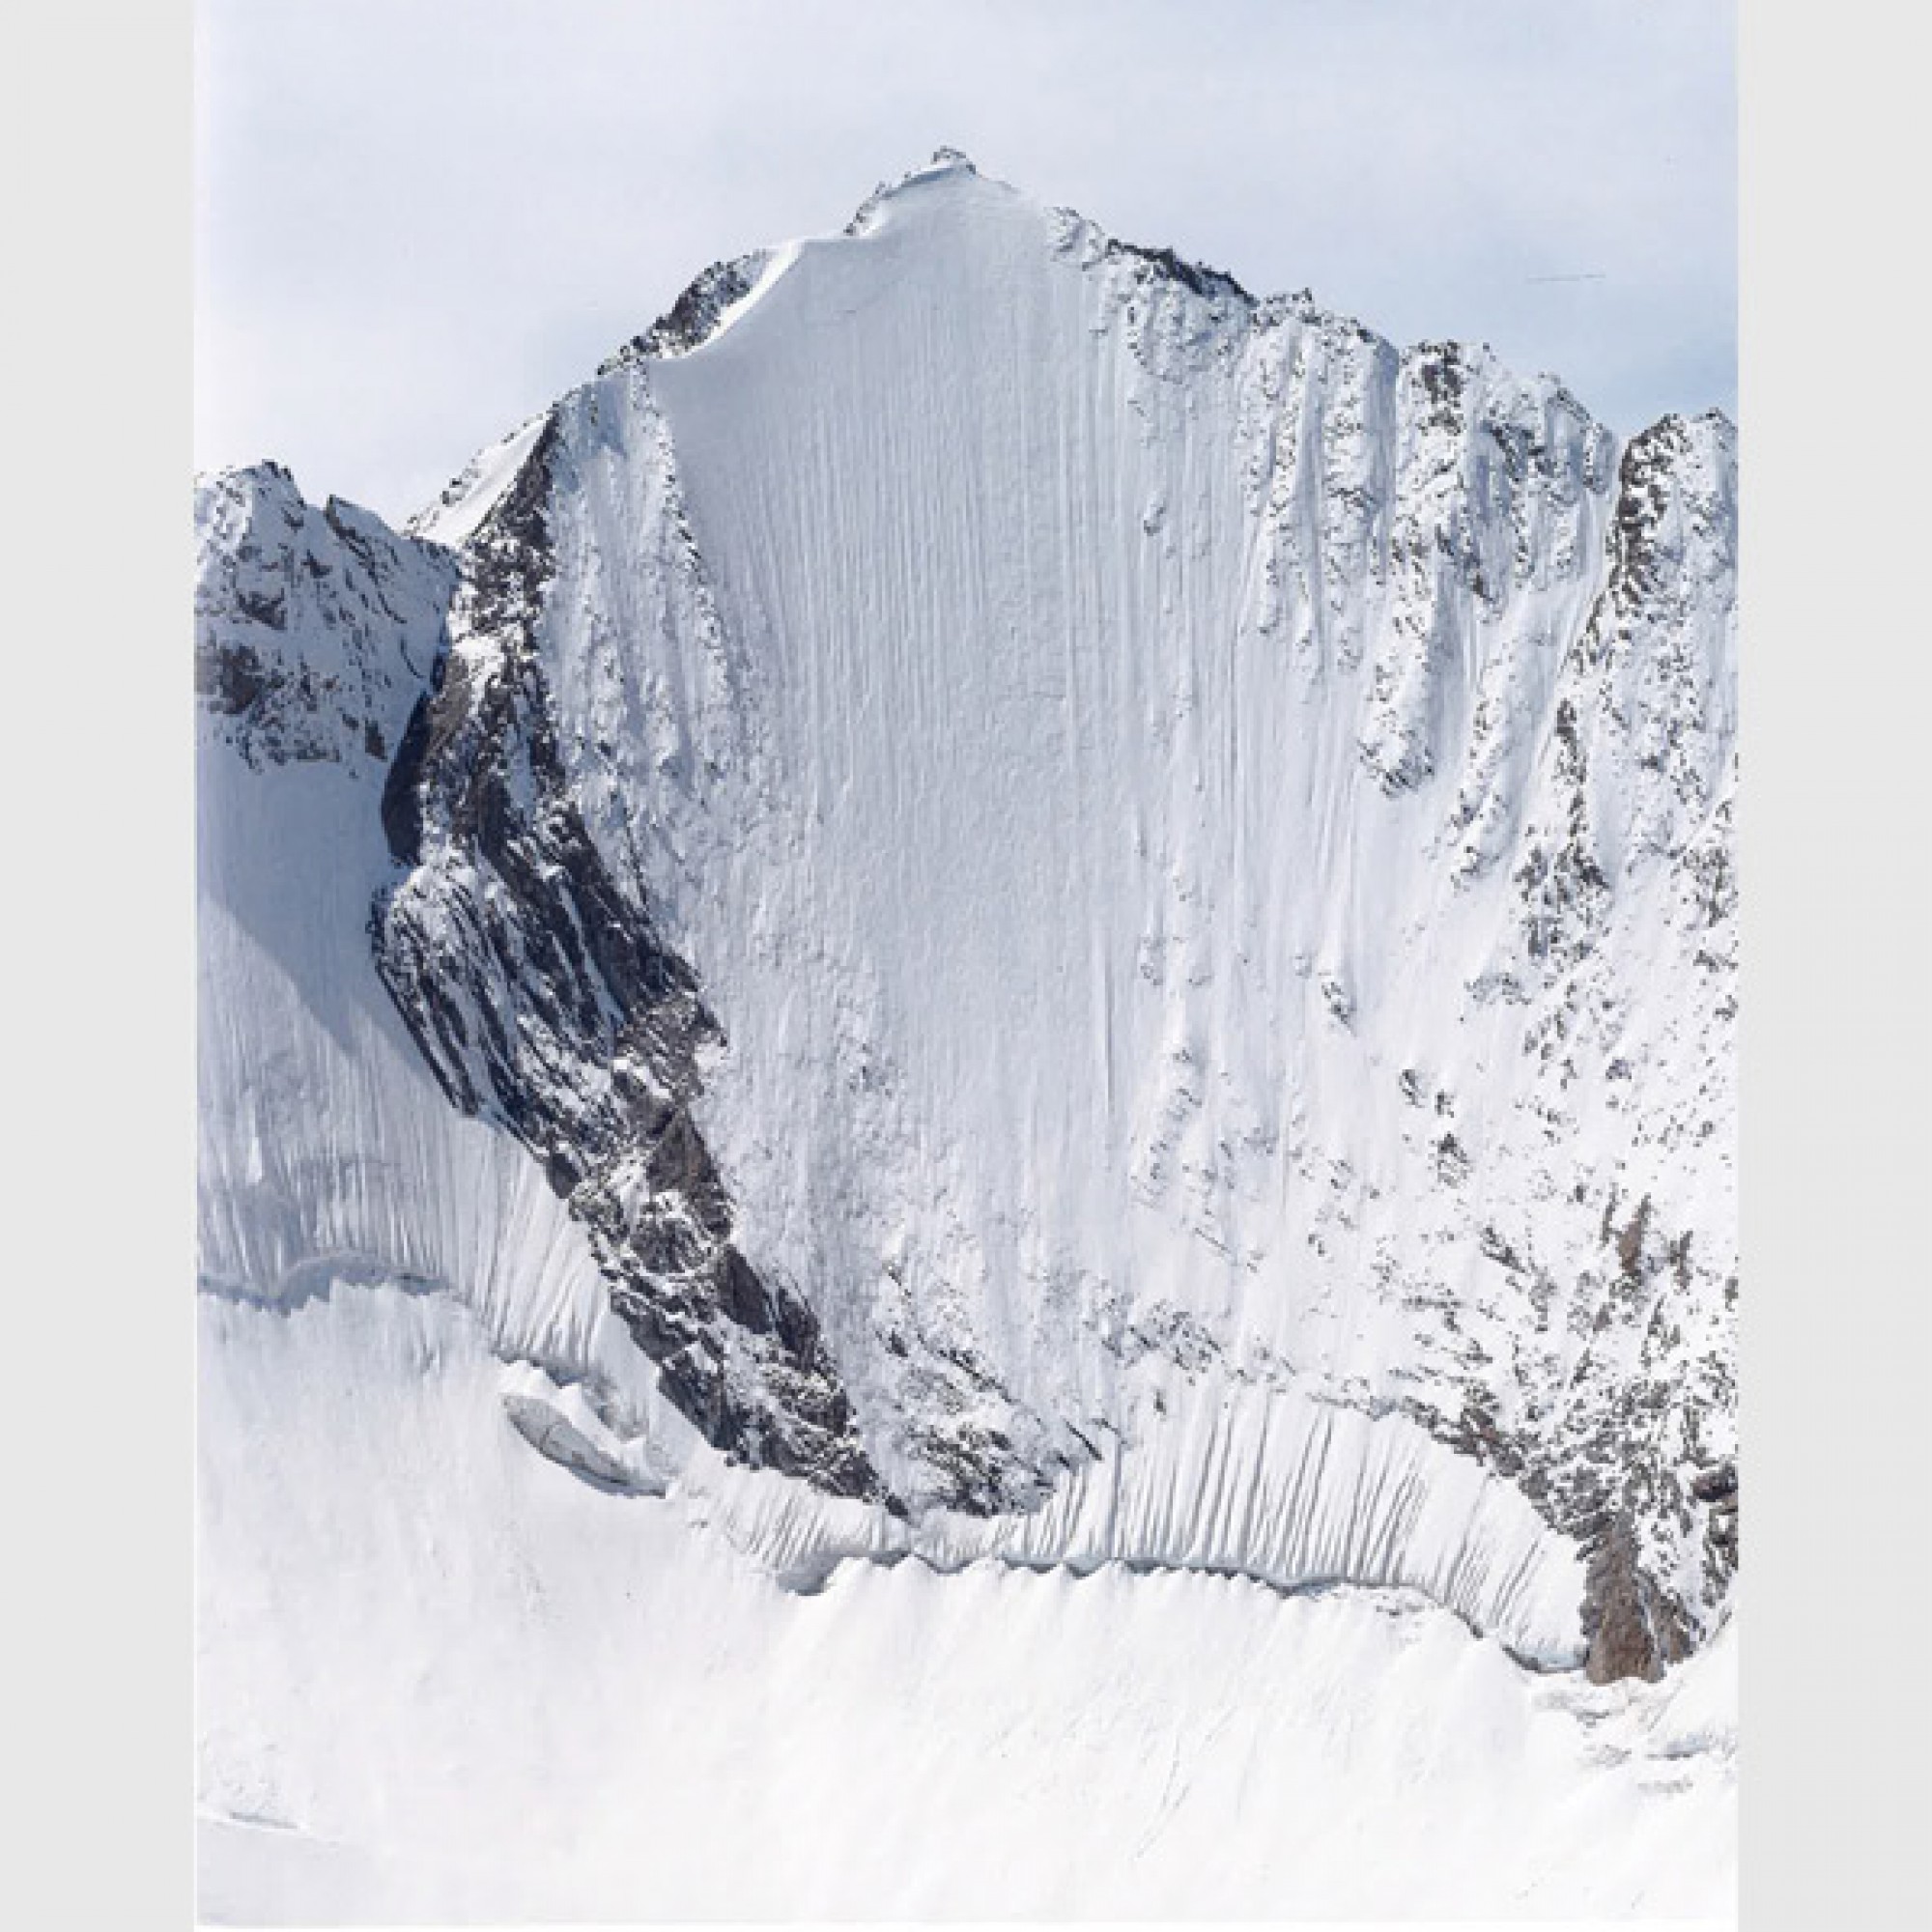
<box><xmin>197</xmin><ymin>154</ymin><xmax>1737</xmax><ymax>1918</ymax></box>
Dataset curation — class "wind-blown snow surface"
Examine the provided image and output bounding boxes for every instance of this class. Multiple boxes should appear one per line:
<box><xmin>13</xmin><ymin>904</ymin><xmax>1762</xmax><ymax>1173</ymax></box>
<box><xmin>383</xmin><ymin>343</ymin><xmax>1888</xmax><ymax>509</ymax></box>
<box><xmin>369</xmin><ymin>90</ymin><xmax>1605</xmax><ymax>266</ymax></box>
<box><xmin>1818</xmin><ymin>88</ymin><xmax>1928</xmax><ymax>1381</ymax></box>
<box><xmin>197</xmin><ymin>153</ymin><xmax>1737</xmax><ymax>1917</ymax></box>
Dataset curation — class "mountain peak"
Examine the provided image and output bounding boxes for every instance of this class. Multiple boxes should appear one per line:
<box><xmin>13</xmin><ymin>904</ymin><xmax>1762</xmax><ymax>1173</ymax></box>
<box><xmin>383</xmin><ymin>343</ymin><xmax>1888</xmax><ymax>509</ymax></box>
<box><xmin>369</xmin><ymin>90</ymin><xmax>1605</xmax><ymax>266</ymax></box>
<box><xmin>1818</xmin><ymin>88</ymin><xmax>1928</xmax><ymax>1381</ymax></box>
<box><xmin>842</xmin><ymin>146</ymin><xmax>1015</xmax><ymax>235</ymax></box>
<box><xmin>880</xmin><ymin>145</ymin><xmax>984</xmax><ymax>193</ymax></box>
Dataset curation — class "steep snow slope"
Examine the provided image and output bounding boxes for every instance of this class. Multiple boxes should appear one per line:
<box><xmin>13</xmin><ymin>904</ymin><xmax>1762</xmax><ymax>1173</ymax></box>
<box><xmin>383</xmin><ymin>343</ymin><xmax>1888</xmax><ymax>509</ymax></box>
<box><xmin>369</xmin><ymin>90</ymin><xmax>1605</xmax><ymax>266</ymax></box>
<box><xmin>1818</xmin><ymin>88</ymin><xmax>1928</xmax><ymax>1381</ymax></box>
<box><xmin>195</xmin><ymin>464</ymin><xmax>683</xmax><ymax>1419</ymax></box>
<box><xmin>375</xmin><ymin>153</ymin><xmax>1736</xmax><ymax>1672</ymax></box>
<box><xmin>197</xmin><ymin>148</ymin><xmax>1739</xmax><ymax>1920</ymax></box>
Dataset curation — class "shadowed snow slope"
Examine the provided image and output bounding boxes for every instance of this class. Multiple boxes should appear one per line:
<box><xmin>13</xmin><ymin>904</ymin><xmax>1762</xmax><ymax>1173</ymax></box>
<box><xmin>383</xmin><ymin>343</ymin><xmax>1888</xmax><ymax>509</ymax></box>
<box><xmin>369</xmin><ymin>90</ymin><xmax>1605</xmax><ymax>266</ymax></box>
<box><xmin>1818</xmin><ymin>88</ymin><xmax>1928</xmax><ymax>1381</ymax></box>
<box><xmin>198</xmin><ymin>152</ymin><xmax>1737</xmax><ymax>1917</ymax></box>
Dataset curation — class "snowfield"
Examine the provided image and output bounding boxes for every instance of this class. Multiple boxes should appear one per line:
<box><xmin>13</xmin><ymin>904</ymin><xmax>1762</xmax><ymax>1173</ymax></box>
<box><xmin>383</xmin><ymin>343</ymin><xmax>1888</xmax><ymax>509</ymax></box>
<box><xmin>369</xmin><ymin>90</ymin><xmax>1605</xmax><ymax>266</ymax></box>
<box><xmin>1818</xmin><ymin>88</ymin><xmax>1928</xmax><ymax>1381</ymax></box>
<box><xmin>196</xmin><ymin>151</ymin><xmax>1737</xmax><ymax>1918</ymax></box>
<box><xmin>198</xmin><ymin>1282</ymin><xmax>1734</xmax><ymax>1922</ymax></box>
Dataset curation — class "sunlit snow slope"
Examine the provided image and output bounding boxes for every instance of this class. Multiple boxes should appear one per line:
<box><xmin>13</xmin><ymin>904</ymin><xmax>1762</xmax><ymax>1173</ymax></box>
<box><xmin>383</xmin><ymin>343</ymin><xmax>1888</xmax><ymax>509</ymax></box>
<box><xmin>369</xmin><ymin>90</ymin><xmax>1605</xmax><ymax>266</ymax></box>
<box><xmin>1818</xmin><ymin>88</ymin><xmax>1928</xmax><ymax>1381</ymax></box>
<box><xmin>200</xmin><ymin>1281</ymin><xmax>1735</xmax><ymax>1921</ymax></box>
<box><xmin>198</xmin><ymin>151</ymin><xmax>1737</xmax><ymax>1918</ymax></box>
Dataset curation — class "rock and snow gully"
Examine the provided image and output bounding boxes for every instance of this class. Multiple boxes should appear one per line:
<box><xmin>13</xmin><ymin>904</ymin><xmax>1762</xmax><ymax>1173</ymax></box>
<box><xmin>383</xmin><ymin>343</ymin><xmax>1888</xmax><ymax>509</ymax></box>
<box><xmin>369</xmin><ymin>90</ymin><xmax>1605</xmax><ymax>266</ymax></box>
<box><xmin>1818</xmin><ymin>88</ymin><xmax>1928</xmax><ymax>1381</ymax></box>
<box><xmin>197</xmin><ymin>153</ymin><xmax>1737</xmax><ymax>1918</ymax></box>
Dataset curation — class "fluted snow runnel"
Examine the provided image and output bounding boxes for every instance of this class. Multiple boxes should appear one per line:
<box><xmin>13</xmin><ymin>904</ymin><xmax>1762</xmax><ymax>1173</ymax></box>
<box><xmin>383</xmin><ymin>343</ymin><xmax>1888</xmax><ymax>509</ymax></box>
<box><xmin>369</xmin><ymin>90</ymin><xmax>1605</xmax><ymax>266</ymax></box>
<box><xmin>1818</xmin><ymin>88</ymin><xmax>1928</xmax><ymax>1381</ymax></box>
<box><xmin>683</xmin><ymin>1368</ymin><xmax>1580</xmax><ymax>1662</ymax></box>
<box><xmin>195</xmin><ymin>465</ymin><xmax>668</xmax><ymax>1409</ymax></box>
<box><xmin>447</xmin><ymin>158</ymin><xmax>1734</xmax><ymax>1661</ymax></box>
<box><xmin>201</xmin><ymin>154</ymin><xmax>1737</xmax><ymax>1675</ymax></box>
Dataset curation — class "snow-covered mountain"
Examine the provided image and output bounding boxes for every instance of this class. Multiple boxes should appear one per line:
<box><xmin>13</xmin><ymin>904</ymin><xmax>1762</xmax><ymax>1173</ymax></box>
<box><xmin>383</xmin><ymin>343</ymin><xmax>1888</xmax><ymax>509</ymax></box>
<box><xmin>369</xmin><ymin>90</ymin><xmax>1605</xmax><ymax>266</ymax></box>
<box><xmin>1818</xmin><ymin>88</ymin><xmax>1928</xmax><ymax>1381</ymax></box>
<box><xmin>197</xmin><ymin>152</ymin><xmax>1737</xmax><ymax>1916</ymax></box>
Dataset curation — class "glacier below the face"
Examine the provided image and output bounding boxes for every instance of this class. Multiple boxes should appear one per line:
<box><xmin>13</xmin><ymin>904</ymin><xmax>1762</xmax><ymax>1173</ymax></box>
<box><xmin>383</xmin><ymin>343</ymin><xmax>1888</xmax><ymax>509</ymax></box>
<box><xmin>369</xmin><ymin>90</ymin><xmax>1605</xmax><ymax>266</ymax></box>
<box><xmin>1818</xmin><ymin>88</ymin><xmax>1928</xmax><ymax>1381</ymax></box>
<box><xmin>196</xmin><ymin>152</ymin><xmax>1737</xmax><ymax>1918</ymax></box>
<box><xmin>199</xmin><ymin>1278</ymin><xmax>1735</xmax><ymax>1921</ymax></box>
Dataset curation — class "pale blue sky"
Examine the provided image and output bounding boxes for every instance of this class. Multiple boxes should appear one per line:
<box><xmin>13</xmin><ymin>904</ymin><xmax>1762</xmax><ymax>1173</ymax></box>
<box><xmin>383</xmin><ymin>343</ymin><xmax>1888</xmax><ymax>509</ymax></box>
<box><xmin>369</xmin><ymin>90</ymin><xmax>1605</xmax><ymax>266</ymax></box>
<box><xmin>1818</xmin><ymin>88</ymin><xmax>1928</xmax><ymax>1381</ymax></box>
<box><xmin>196</xmin><ymin>0</ymin><xmax>1735</xmax><ymax>524</ymax></box>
